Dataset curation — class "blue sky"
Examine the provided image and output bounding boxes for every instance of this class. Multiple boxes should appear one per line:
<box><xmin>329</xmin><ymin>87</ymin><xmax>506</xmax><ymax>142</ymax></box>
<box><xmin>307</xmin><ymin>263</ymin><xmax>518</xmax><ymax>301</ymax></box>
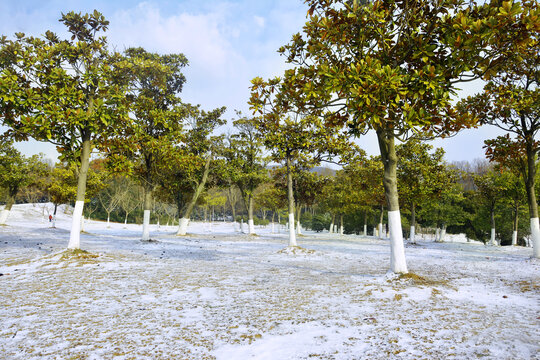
<box><xmin>0</xmin><ymin>0</ymin><xmax>505</xmax><ymax>163</ymax></box>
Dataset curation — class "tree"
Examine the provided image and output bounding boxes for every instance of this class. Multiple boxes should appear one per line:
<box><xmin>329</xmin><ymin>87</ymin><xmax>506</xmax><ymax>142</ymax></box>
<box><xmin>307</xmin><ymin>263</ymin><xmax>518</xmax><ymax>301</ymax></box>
<box><xmin>0</xmin><ymin>142</ymin><xmax>47</xmax><ymax>224</ymax></box>
<box><xmin>224</xmin><ymin>114</ymin><xmax>268</xmax><ymax>235</ymax></box>
<box><xmin>157</xmin><ymin>107</ymin><xmax>226</xmax><ymax>236</ymax></box>
<box><xmin>473</xmin><ymin>167</ymin><xmax>507</xmax><ymax>245</ymax></box>
<box><xmin>251</xmin><ymin>0</ymin><xmax>508</xmax><ymax>272</ymax></box>
<box><xmin>0</xmin><ymin>11</ymin><xmax>129</xmax><ymax>249</ymax></box>
<box><xmin>248</xmin><ymin>101</ymin><xmax>351</xmax><ymax>247</ymax></box>
<box><xmin>103</xmin><ymin>48</ymin><xmax>188</xmax><ymax>241</ymax></box>
<box><xmin>458</xmin><ymin>0</ymin><xmax>539</xmax><ymax>255</ymax></box>
<box><xmin>420</xmin><ymin>164</ymin><xmax>466</xmax><ymax>242</ymax></box>
<box><xmin>255</xmin><ymin>182</ymin><xmax>286</xmax><ymax>233</ymax></box>
<box><xmin>397</xmin><ymin>140</ymin><xmax>445</xmax><ymax>243</ymax></box>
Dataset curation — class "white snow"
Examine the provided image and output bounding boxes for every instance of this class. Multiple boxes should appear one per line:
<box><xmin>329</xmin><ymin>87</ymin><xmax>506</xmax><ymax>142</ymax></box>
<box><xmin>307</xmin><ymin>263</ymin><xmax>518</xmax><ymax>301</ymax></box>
<box><xmin>0</xmin><ymin>203</ymin><xmax>539</xmax><ymax>359</ymax></box>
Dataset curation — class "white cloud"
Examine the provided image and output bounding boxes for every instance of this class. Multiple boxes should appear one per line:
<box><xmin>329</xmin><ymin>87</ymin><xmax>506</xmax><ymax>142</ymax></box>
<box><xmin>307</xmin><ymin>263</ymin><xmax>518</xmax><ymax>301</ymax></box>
<box><xmin>108</xmin><ymin>2</ymin><xmax>240</xmax><ymax>76</ymax></box>
<box><xmin>253</xmin><ymin>15</ymin><xmax>265</xmax><ymax>28</ymax></box>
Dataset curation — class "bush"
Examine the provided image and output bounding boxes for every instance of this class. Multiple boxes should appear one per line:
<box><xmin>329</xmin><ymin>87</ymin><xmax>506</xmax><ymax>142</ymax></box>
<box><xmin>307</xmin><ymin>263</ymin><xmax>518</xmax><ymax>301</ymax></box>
<box><xmin>311</xmin><ymin>213</ymin><xmax>330</xmax><ymax>232</ymax></box>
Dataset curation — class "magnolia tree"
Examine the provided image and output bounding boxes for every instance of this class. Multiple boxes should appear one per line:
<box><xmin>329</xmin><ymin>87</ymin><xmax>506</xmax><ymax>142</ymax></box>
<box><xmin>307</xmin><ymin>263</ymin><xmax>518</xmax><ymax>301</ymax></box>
<box><xmin>156</xmin><ymin>107</ymin><xmax>226</xmax><ymax>236</ymax></box>
<box><xmin>459</xmin><ymin>0</ymin><xmax>539</xmax><ymax>256</ymax></box>
<box><xmin>247</xmin><ymin>89</ymin><xmax>352</xmax><ymax>247</ymax></box>
<box><xmin>484</xmin><ymin>137</ymin><xmax>529</xmax><ymax>245</ymax></box>
<box><xmin>473</xmin><ymin>167</ymin><xmax>508</xmax><ymax>245</ymax></box>
<box><xmin>0</xmin><ymin>11</ymin><xmax>129</xmax><ymax>249</ymax></box>
<box><xmin>223</xmin><ymin>114</ymin><xmax>268</xmax><ymax>235</ymax></box>
<box><xmin>253</xmin><ymin>0</ymin><xmax>511</xmax><ymax>273</ymax></box>
<box><xmin>104</xmin><ymin>48</ymin><xmax>188</xmax><ymax>241</ymax></box>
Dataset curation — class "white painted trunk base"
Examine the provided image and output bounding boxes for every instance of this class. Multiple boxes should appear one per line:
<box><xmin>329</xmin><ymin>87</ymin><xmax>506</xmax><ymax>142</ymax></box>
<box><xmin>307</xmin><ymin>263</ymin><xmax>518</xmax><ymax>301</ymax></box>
<box><xmin>440</xmin><ymin>228</ymin><xmax>447</xmax><ymax>243</ymax></box>
<box><xmin>271</xmin><ymin>222</ymin><xmax>275</xmax><ymax>233</ymax></box>
<box><xmin>240</xmin><ymin>220</ymin><xmax>244</xmax><ymax>233</ymax></box>
<box><xmin>68</xmin><ymin>201</ymin><xmax>84</xmax><ymax>249</ymax></box>
<box><xmin>297</xmin><ymin>220</ymin><xmax>302</xmax><ymax>235</ymax></box>
<box><xmin>177</xmin><ymin>218</ymin><xmax>190</xmax><ymax>235</ymax></box>
<box><xmin>373</xmin><ymin>227</ymin><xmax>377</xmax><ymax>238</ymax></box>
<box><xmin>0</xmin><ymin>209</ymin><xmax>9</xmax><ymax>225</ymax></box>
<box><xmin>512</xmin><ymin>231</ymin><xmax>518</xmax><ymax>246</ymax></box>
<box><xmin>288</xmin><ymin>213</ymin><xmax>297</xmax><ymax>247</ymax></box>
<box><xmin>248</xmin><ymin>219</ymin><xmax>255</xmax><ymax>235</ymax></box>
<box><xmin>142</xmin><ymin>210</ymin><xmax>151</xmax><ymax>240</ymax></box>
<box><xmin>363</xmin><ymin>225</ymin><xmax>367</xmax><ymax>237</ymax></box>
<box><xmin>329</xmin><ymin>222</ymin><xmax>334</xmax><ymax>233</ymax></box>
<box><xmin>388</xmin><ymin>210</ymin><xmax>408</xmax><ymax>274</ymax></box>
<box><xmin>490</xmin><ymin>228</ymin><xmax>496</xmax><ymax>246</ymax></box>
<box><xmin>378</xmin><ymin>223</ymin><xmax>383</xmax><ymax>239</ymax></box>
<box><xmin>334</xmin><ymin>225</ymin><xmax>338</xmax><ymax>233</ymax></box>
<box><xmin>531</xmin><ymin>218</ymin><xmax>540</xmax><ymax>258</ymax></box>
<box><xmin>339</xmin><ymin>224</ymin><xmax>344</xmax><ymax>236</ymax></box>
<box><xmin>410</xmin><ymin>225</ymin><xmax>416</xmax><ymax>244</ymax></box>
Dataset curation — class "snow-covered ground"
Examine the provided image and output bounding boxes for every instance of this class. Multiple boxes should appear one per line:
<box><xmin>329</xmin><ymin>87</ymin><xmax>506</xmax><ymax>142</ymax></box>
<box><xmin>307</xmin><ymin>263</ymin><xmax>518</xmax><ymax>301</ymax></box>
<box><xmin>1</xmin><ymin>203</ymin><xmax>539</xmax><ymax>360</ymax></box>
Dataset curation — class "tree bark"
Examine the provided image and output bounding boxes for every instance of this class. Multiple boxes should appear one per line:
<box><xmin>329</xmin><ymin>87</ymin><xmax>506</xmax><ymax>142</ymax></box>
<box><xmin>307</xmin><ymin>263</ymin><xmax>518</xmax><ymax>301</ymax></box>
<box><xmin>68</xmin><ymin>133</ymin><xmax>91</xmax><ymax>249</ymax></box>
<box><xmin>376</xmin><ymin>128</ymin><xmax>407</xmax><ymax>273</ymax></box>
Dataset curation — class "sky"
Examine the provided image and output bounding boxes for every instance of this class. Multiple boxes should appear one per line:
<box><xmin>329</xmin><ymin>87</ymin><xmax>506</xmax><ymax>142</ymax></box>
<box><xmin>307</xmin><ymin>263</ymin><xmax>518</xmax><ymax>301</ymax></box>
<box><xmin>0</xmin><ymin>0</ymin><xmax>506</xmax><ymax>163</ymax></box>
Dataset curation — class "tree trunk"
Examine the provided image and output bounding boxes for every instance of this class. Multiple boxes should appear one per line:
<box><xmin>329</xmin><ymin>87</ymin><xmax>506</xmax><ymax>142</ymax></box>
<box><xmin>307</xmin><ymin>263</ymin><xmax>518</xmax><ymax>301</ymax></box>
<box><xmin>524</xmin><ymin>138</ymin><xmax>539</xmax><ymax>257</ymax></box>
<box><xmin>286</xmin><ymin>155</ymin><xmax>297</xmax><ymax>247</ymax></box>
<box><xmin>296</xmin><ymin>205</ymin><xmax>302</xmax><ymax>235</ymax></box>
<box><xmin>52</xmin><ymin>203</ymin><xmax>58</xmax><ymax>228</ymax></box>
<box><xmin>248</xmin><ymin>195</ymin><xmax>255</xmax><ymax>235</ymax></box>
<box><xmin>339</xmin><ymin>214</ymin><xmax>344</xmax><ymax>235</ymax></box>
<box><xmin>363</xmin><ymin>209</ymin><xmax>367</xmax><ymax>236</ymax></box>
<box><xmin>490</xmin><ymin>204</ymin><xmax>496</xmax><ymax>245</ymax></box>
<box><xmin>378</xmin><ymin>205</ymin><xmax>384</xmax><ymax>239</ymax></box>
<box><xmin>141</xmin><ymin>188</ymin><xmax>152</xmax><ymax>241</ymax></box>
<box><xmin>376</xmin><ymin>129</ymin><xmax>407</xmax><ymax>273</ymax></box>
<box><xmin>512</xmin><ymin>202</ymin><xmax>519</xmax><ymax>246</ymax></box>
<box><xmin>410</xmin><ymin>202</ymin><xmax>416</xmax><ymax>244</ymax></box>
<box><xmin>177</xmin><ymin>154</ymin><xmax>212</xmax><ymax>236</ymax></box>
<box><xmin>0</xmin><ymin>193</ymin><xmax>15</xmax><ymax>225</ymax></box>
<box><xmin>440</xmin><ymin>223</ymin><xmax>447</xmax><ymax>242</ymax></box>
<box><xmin>230</xmin><ymin>188</ymin><xmax>238</xmax><ymax>231</ymax></box>
<box><xmin>68</xmin><ymin>134</ymin><xmax>91</xmax><ymax>249</ymax></box>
